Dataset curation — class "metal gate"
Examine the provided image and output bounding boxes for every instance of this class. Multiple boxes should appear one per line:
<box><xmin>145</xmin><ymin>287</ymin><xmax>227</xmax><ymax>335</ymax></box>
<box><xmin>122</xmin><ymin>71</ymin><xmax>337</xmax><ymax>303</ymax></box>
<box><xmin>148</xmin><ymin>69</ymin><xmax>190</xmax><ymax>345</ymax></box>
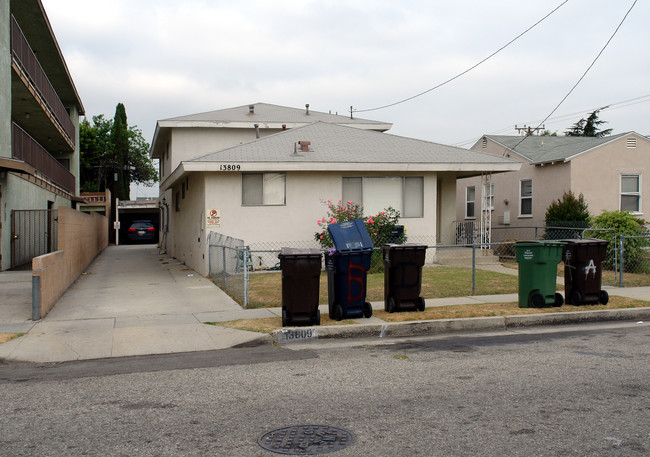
<box><xmin>11</xmin><ymin>209</ymin><xmax>57</xmax><ymax>269</ymax></box>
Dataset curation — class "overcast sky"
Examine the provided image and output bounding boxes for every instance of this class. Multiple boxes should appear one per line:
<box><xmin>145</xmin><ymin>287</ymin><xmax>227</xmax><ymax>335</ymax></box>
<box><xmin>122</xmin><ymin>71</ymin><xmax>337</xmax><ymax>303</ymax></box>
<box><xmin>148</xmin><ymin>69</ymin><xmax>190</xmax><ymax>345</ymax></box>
<box><xmin>40</xmin><ymin>0</ymin><xmax>648</xmax><ymax>196</ymax></box>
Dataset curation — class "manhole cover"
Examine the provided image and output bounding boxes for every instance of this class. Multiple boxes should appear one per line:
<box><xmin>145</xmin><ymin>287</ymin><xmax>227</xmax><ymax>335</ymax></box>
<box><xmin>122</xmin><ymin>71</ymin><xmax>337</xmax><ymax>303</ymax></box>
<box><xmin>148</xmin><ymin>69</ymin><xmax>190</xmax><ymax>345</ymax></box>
<box><xmin>258</xmin><ymin>425</ymin><xmax>354</xmax><ymax>455</ymax></box>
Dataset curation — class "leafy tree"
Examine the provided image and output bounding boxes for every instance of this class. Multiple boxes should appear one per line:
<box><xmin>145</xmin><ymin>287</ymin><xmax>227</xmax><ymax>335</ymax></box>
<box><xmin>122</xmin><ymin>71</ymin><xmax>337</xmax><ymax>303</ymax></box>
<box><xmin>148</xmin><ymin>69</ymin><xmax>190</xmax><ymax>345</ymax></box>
<box><xmin>79</xmin><ymin>104</ymin><xmax>158</xmax><ymax>198</ymax></box>
<box><xmin>564</xmin><ymin>108</ymin><xmax>613</xmax><ymax>137</ymax></box>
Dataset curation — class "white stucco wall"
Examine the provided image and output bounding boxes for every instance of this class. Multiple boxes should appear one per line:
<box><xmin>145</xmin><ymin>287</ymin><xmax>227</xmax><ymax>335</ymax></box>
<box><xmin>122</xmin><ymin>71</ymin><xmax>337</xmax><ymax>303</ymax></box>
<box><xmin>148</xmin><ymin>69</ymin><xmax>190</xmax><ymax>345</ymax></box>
<box><xmin>165</xmin><ymin>127</ymin><xmax>281</xmax><ymax>179</ymax></box>
<box><xmin>169</xmin><ymin>170</ymin><xmax>445</xmax><ymax>276</ymax></box>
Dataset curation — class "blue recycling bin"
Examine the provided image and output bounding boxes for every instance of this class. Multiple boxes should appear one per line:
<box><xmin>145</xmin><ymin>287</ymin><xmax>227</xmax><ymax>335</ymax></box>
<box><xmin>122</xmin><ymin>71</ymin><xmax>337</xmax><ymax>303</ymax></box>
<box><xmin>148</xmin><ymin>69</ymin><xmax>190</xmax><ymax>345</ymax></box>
<box><xmin>326</xmin><ymin>219</ymin><xmax>374</xmax><ymax>321</ymax></box>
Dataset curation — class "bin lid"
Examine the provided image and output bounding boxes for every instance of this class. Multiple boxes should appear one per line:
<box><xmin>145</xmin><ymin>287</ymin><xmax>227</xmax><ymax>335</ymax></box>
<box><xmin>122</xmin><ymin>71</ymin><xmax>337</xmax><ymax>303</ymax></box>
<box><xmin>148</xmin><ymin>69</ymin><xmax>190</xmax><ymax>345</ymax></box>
<box><xmin>382</xmin><ymin>243</ymin><xmax>428</xmax><ymax>250</ymax></box>
<box><xmin>327</xmin><ymin>219</ymin><xmax>374</xmax><ymax>252</ymax></box>
<box><xmin>560</xmin><ymin>238</ymin><xmax>609</xmax><ymax>246</ymax></box>
<box><xmin>278</xmin><ymin>248</ymin><xmax>322</xmax><ymax>258</ymax></box>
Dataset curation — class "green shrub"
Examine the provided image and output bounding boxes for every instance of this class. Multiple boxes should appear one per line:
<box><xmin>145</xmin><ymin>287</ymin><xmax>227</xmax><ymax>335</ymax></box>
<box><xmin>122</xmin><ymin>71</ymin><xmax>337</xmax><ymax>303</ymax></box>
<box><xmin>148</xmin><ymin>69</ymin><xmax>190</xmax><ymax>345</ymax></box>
<box><xmin>589</xmin><ymin>210</ymin><xmax>648</xmax><ymax>272</ymax></box>
<box><xmin>544</xmin><ymin>191</ymin><xmax>590</xmax><ymax>240</ymax></box>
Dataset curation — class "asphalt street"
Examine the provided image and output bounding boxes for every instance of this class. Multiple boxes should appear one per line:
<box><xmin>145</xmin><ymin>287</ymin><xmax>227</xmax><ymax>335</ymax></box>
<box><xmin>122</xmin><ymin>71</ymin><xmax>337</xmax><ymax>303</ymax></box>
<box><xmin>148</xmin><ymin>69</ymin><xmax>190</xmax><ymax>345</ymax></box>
<box><xmin>1</xmin><ymin>321</ymin><xmax>648</xmax><ymax>456</ymax></box>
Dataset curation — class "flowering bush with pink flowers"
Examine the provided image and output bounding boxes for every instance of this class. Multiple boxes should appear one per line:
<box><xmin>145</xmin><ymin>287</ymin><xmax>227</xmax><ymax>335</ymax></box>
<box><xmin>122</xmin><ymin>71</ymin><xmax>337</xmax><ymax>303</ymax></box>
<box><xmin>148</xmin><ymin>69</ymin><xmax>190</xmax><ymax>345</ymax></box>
<box><xmin>314</xmin><ymin>200</ymin><xmax>405</xmax><ymax>249</ymax></box>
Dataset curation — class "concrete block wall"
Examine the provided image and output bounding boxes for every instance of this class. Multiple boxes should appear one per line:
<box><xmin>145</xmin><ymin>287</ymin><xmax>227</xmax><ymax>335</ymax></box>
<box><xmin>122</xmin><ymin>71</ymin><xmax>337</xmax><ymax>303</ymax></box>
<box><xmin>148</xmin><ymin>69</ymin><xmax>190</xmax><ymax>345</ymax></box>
<box><xmin>32</xmin><ymin>207</ymin><xmax>108</xmax><ymax>318</ymax></box>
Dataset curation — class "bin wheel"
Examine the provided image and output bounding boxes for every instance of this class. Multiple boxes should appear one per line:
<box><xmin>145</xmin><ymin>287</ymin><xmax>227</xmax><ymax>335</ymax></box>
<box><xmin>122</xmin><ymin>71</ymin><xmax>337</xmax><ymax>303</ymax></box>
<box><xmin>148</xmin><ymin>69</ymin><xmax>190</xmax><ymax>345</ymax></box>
<box><xmin>282</xmin><ymin>309</ymin><xmax>288</xmax><ymax>327</ymax></box>
<box><xmin>333</xmin><ymin>304</ymin><xmax>343</xmax><ymax>322</ymax></box>
<box><xmin>386</xmin><ymin>296</ymin><xmax>396</xmax><ymax>313</ymax></box>
<box><xmin>315</xmin><ymin>309</ymin><xmax>321</xmax><ymax>326</ymax></box>
<box><xmin>416</xmin><ymin>297</ymin><xmax>426</xmax><ymax>312</ymax></box>
<box><xmin>363</xmin><ymin>302</ymin><xmax>373</xmax><ymax>319</ymax></box>
<box><xmin>598</xmin><ymin>290</ymin><xmax>609</xmax><ymax>305</ymax></box>
<box><xmin>553</xmin><ymin>293</ymin><xmax>564</xmax><ymax>307</ymax></box>
<box><xmin>570</xmin><ymin>290</ymin><xmax>582</xmax><ymax>306</ymax></box>
<box><xmin>531</xmin><ymin>293</ymin><xmax>545</xmax><ymax>308</ymax></box>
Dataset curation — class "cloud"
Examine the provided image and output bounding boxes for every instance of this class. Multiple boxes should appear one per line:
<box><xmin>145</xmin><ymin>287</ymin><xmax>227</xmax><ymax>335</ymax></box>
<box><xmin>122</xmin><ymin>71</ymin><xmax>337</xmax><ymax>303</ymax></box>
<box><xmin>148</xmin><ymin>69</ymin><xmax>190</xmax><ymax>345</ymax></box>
<box><xmin>41</xmin><ymin>0</ymin><xmax>650</xmax><ymax>146</ymax></box>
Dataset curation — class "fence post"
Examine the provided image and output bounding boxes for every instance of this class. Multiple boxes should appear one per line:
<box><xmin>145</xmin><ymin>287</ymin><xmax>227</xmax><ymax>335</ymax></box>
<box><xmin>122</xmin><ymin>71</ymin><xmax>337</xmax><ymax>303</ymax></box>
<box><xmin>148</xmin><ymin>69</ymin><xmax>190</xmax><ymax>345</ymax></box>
<box><xmin>243</xmin><ymin>246</ymin><xmax>249</xmax><ymax>308</ymax></box>
<box><xmin>471</xmin><ymin>242</ymin><xmax>476</xmax><ymax>295</ymax></box>
<box><xmin>222</xmin><ymin>246</ymin><xmax>227</xmax><ymax>287</ymax></box>
<box><xmin>619</xmin><ymin>236</ymin><xmax>624</xmax><ymax>288</ymax></box>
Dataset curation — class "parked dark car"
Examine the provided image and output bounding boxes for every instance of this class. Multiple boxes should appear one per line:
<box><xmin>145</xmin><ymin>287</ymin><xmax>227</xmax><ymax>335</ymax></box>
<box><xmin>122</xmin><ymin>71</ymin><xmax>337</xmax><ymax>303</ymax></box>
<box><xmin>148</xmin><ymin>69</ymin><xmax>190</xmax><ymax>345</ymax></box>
<box><xmin>127</xmin><ymin>220</ymin><xmax>156</xmax><ymax>243</ymax></box>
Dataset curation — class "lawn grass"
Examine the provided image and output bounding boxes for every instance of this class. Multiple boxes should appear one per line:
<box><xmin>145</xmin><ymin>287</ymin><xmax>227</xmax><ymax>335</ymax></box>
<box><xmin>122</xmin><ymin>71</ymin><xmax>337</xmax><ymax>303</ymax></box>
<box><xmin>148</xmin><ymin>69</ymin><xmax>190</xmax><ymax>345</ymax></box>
<box><xmin>0</xmin><ymin>333</ymin><xmax>24</xmax><ymax>345</ymax></box>
<box><xmin>207</xmin><ymin>296</ymin><xmax>649</xmax><ymax>334</ymax></box>
<box><xmin>247</xmin><ymin>265</ymin><xmax>521</xmax><ymax>309</ymax></box>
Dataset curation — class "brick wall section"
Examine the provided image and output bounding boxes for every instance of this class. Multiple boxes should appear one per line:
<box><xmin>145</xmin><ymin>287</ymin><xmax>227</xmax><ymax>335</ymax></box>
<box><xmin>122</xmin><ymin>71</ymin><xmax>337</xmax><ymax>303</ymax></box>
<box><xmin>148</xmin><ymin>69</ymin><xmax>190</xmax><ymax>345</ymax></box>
<box><xmin>32</xmin><ymin>207</ymin><xmax>108</xmax><ymax>318</ymax></box>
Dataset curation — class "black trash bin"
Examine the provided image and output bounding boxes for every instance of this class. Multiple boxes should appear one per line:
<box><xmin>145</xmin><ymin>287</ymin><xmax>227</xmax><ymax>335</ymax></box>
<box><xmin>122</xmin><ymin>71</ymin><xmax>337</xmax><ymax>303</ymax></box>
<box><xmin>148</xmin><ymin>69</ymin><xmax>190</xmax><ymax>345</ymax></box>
<box><xmin>382</xmin><ymin>244</ymin><xmax>427</xmax><ymax>313</ymax></box>
<box><xmin>279</xmin><ymin>248</ymin><xmax>322</xmax><ymax>326</ymax></box>
<box><xmin>326</xmin><ymin>219</ymin><xmax>374</xmax><ymax>321</ymax></box>
<box><xmin>561</xmin><ymin>238</ymin><xmax>610</xmax><ymax>306</ymax></box>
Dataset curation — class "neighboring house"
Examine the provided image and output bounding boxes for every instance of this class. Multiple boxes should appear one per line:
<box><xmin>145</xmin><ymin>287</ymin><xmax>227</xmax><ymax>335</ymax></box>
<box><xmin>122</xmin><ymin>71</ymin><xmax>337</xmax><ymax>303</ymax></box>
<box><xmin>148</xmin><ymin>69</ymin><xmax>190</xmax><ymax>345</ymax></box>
<box><xmin>456</xmin><ymin>132</ymin><xmax>650</xmax><ymax>241</ymax></box>
<box><xmin>151</xmin><ymin>103</ymin><xmax>520</xmax><ymax>277</ymax></box>
<box><xmin>0</xmin><ymin>0</ymin><xmax>85</xmax><ymax>270</ymax></box>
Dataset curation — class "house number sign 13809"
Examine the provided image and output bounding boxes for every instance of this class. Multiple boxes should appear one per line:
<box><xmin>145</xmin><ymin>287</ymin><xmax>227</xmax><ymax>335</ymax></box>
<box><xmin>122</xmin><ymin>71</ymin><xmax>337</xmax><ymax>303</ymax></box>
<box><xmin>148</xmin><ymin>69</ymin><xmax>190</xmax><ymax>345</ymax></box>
<box><xmin>219</xmin><ymin>164</ymin><xmax>241</xmax><ymax>171</ymax></box>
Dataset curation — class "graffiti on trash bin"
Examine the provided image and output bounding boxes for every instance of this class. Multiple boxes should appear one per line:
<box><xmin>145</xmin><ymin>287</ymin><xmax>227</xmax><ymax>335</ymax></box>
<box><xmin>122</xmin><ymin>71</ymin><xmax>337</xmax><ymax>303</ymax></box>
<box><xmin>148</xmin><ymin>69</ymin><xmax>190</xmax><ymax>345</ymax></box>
<box><xmin>584</xmin><ymin>259</ymin><xmax>597</xmax><ymax>279</ymax></box>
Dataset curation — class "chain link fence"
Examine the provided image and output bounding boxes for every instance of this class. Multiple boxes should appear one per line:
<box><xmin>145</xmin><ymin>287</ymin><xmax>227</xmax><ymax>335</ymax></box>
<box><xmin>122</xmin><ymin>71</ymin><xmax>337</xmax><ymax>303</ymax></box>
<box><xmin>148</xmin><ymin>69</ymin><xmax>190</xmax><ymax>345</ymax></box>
<box><xmin>208</xmin><ymin>224</ymin><xmax>650</xmax><ymax>308</ymax></box>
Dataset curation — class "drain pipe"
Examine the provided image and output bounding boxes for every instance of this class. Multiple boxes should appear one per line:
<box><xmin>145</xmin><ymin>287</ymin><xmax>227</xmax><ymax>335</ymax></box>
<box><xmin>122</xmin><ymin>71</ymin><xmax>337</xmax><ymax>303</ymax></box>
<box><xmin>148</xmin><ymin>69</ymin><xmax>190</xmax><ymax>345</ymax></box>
<box><xmin>254</xmin><ymin>124</ymin><xmax>260</xmax><ymax>139</ymax></box>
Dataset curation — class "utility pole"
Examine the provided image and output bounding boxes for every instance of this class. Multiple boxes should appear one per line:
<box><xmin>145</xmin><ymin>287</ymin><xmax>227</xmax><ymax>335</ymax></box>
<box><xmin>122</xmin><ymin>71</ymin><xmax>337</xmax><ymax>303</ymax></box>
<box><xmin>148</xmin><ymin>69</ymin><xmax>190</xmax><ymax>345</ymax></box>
<box><xmin>515</xmin><ymin>124</ymin><xmax>545</xmax><ymax>136</ymax></box>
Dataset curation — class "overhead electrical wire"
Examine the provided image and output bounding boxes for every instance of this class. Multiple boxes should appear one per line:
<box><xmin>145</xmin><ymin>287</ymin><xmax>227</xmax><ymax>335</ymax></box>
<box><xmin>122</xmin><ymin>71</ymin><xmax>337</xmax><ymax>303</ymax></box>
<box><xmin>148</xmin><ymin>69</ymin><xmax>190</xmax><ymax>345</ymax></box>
<box><xmin>510</xmin><ymin>0</ymin><xmax>638</xmax><ymax>151</ymax></box>
<box><xmin>352</xmin><ymin>0</ymin><xmax>569</xmax><ymax>114</ymax></box>
<box><xmin>452</xmin><ymin>94</ymin><xmax>650</xmax><ymax>147</ymax></box>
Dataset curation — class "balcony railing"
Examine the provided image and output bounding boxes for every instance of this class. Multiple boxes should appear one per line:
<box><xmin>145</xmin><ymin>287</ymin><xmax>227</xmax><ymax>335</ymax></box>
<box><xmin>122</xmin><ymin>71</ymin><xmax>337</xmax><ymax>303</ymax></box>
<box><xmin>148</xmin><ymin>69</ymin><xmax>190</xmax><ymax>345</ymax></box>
<box><xmin>10</xmin><ymin>15</ymin><xmax>75</xmax><ymax>143</ymax></box>
<box><xmin>12</xmin><ymin>122</ymin><xmax>75</xmax><ymax>194</ymax></box>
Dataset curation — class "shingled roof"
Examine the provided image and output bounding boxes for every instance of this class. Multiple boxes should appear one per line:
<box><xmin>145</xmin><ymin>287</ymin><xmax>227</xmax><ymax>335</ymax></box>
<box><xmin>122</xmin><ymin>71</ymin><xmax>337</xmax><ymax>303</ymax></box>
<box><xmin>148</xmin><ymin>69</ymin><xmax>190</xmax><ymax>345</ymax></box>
<box><xmin>483</xmin><ymin>133</ymin><xmax>632</xmax><ymax>164</ymax></box>
<box><xmin>159</xmin><ymin>102</ymin><xmax>392</xmax><ymax>131</ymax></box>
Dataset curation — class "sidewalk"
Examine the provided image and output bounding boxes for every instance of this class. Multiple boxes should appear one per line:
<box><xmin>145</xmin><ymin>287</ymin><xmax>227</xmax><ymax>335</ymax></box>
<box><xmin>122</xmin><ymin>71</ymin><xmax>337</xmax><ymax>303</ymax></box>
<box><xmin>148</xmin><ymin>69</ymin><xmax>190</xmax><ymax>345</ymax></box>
<box><xmin>0</xmin><ymin>245</ymin><xmax>649</xmax><ymax>363</ymax></box>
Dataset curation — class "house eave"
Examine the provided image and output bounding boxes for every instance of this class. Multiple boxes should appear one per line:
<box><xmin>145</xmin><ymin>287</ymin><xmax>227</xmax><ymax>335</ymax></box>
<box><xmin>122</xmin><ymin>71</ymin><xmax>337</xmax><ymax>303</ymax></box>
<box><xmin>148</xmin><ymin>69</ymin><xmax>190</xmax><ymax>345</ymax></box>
<box><xmin>159</xmin><ymin>161</ymin><xmax>520</xmax><ymax>192</ymax></box>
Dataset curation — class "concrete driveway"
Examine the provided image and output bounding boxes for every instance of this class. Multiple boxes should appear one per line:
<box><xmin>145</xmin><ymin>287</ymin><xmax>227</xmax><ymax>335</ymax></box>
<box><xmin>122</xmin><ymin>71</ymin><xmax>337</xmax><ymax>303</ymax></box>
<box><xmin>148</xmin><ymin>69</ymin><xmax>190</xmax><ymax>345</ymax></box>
<box><xmin>0</xmin><ymin>245</ymin><xmax>273</xmax><ymax>362</ymax></box>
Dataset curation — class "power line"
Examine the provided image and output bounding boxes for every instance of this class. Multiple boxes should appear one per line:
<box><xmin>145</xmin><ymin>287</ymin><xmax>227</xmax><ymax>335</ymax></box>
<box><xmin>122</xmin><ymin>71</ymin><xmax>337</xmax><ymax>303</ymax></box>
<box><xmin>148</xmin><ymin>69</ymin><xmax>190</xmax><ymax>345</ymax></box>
<box><xmin>353</xmin><ymin>0</ymin><xmax>569</xmax><ymax>114</ymax></box>
<box><xmin>510</xmin><ymin>0</ymin><xmax>638</xmax><ymax>151</ymax></box>
<box><xmin>451</xmin><ymin>93</ymin><xmax>650</xmax><ymax>147</ymax></box>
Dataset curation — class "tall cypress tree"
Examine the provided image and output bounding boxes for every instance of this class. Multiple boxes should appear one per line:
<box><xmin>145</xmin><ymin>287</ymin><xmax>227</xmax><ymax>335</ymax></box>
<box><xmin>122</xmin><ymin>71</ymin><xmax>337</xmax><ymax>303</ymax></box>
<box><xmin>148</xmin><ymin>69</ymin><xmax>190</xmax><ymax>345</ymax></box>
<box><xmin>111</xmin><ymin>103</ymin><xmax>130</xmax><ymax>200</ymax></box>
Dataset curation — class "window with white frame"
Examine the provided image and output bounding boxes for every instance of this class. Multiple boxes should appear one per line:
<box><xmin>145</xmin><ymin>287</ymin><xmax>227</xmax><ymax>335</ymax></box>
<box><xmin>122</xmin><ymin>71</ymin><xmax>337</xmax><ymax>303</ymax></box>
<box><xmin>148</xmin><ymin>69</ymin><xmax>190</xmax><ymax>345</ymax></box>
<box><xmin>342</xmin><ymin>176</ymin><xmax>424</xmax><ymax>218</ymax></box>
<box><xmin>242</xmin><ymin>173</ymin><xmax>286</xmax><ymax>206</ymax></box>
<box><xmin>621</xmin><ymin>174</ymin><xmax>641</xmax><ymax>213</ymax></box>
<box><xmin>519</xmin><ymin>179</ymin><xmax>532</xmax><ymax>216</ymax></box>
<box><xmin>483</xmin><ymin>182</ymin><xmax>494</xmax><ymax>210</ymax></box>
<box><xmin>465</xmin><ymin>186</ymin><xmax>476</xmax><ymax>219</ymax></box>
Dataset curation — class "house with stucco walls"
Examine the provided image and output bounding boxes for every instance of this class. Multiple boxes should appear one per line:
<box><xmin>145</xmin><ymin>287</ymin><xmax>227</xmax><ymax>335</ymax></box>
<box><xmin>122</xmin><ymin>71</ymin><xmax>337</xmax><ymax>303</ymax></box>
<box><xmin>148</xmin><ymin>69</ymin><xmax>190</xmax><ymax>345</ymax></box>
<box><xmin>456</xmin><ymin>132</ymin><xmax>650</xmax><ymax>242</ymax></box>
<box><xmin>150</xmin><ymin>103</ymin><xmax>520</xmax><ymax>277</ymax></box>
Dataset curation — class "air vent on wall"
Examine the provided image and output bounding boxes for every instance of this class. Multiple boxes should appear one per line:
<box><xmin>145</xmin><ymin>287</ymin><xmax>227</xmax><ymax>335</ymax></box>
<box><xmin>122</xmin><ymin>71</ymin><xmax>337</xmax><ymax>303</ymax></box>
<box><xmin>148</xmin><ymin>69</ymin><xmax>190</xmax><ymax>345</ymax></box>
<box><xmin>626</xmin><ymin>137</ymin><xmax>637</xmax><ymax>148</ymax></box>
<box><xmin>482</xmin><ymin>137</ymin><xmax>487</xmax><ymax>148</ymax></box>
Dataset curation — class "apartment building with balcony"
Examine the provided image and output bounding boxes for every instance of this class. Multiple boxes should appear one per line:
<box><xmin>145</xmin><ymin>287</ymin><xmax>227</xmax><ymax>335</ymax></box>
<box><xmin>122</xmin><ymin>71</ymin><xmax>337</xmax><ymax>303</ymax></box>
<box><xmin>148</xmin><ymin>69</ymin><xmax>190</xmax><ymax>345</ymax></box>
<box><xmin>0</xmin><ymin>0</ymin><xmax>84</xmax><ymax>270</ymax></box>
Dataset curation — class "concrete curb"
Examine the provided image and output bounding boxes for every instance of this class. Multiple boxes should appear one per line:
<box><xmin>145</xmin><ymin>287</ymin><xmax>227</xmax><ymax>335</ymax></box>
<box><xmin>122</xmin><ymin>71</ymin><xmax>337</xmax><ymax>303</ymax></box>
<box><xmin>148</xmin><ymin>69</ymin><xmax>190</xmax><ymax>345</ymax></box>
<box><xmin>271</xmin><ymin>307</ymin><xmax>650</xmax><ymax>345</ymax></box>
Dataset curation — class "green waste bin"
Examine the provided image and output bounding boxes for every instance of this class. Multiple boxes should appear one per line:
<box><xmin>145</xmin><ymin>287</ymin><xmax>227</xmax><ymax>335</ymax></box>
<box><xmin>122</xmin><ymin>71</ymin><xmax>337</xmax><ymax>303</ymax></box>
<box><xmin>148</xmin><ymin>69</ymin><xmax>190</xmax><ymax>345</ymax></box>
<box><xmin>515</xmin><ymin>241</ymin><xmax>565</xmax><ymax>308</ymax></box>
